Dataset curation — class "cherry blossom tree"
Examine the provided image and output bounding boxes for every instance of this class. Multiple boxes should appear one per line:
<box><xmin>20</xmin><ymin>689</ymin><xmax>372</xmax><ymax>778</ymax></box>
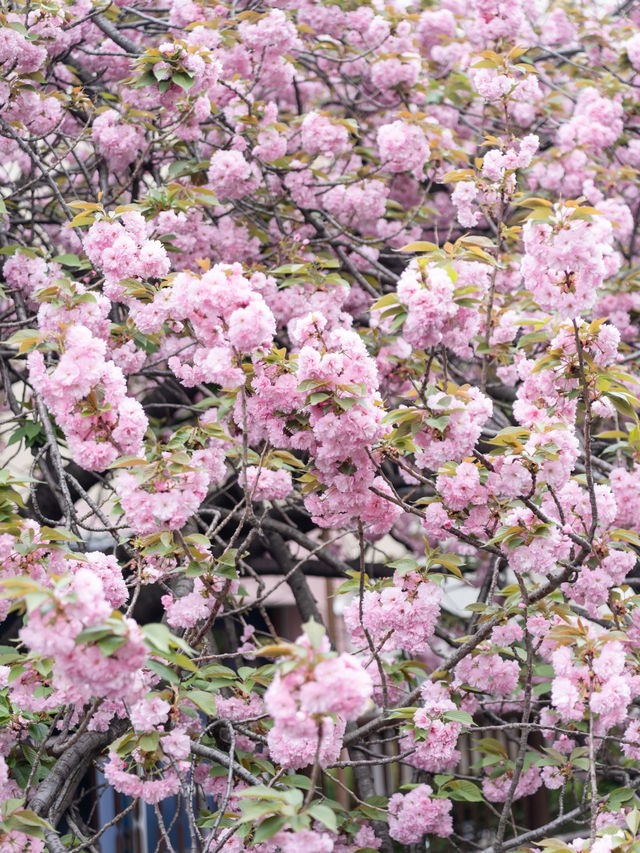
<box><xmin>3</xmin><ymin>0</ymin><xmax>640</xmax><ymax>851</ymax></box>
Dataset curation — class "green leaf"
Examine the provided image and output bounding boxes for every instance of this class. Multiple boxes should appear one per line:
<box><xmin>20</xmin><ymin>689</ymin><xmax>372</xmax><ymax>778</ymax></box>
<box><xmin>253</xmin><ymin>816</ymin><xmax>287</xmax><ymax>843</ymax></box>
<box><xmin>307</xmin><ymin>392</ymin><xmax>332</xmax><ymax>405</ymax></box>
<box><xmin>172</xmin><ymin>71</ymin><xmax>195</xmax><ymax>91</ymax></box>
<box><xmin>425</xmin><ymin>415</ymin><xmax>449</xmax><ymax>432</ymax></box>
<box><xmin>147</xmin><ymin>659</ymin><xmax>180</xmax><ymax>684</ymax></box>
<box><xmin>608</xmin><ymin>788</ymin><xmax>637</xmax><ymax>811</ymax></box>
<box><xmin>442</xmin><ymin>710</ymin><xmax>475</xmax><ymax>726</ymax></box>
<box><xmin>188</xmin><ymin>689</ymin><xmax>217</xmax><ymax>717</ymax></box>
<box><xmin>606</xmin><ymin>390</ymin><xmax>638</xmax><ymax>419</ymax></box>
<box><xmin>627</xmin><ymin>808</ymin><xmax>640</xmax><ymax>836</ymax></box>
<box><xmin>139</xmin><ymin>731</ymin><xmax>160</xmax><ymax>752</ymax></box>
<box><xmin>307</xmin><ymin>803</ymin><xmax>338</xmax><ymax>833</ymax></box>
<box><xmin>185</xmin><ymin>533</ymin><xmax>212</xmax><ymax>547</ymax></box>
<box><xmin>143</xmin><ymin>623</ymin><xmax>172</xmax><ymax>653</ymax></box>
<box><xmin>238</xmin><ymin>785</ymin><xmax>288</xmax><ymax>801</ymax></box>
<box><xmin>98</xmin><ymin>635</ymin><xmax>128</xmax><ymax>656</ymax></box>
<box><xmin>285</xmin><ymin>774</ymin><xmax>312</xmax><ymax>790</ymax></box>
<box><xmin>399</xmin><ymin>241</ymin><xmax>439</xmax><ymax>252</ymax></box>
<box><xmin>133</xmin><ymin>70</ymin><xmax>157</xmax><ymax>88</ymax></box>
<box><xmin>215</xmin><ymin>549</ymin><xmax>238</xmax><ymax>580</ymax></box>
<box><xmin>334</xmin><ymin>396</ymin><xmax>359</xmax><ymax>411</ymax></box>
<box><xmin>297</xmin><ymin>379</ymin><xmax>327</xmax><ymax>393</ymax></box>
<box><xmin>303</xmin><ymin>619</ymin><xmax>325</xmax><ymax>650</ymax></box>
<box><xmin>5</xmin><ymin>329</ymin><xmax>41</xmax><ymax>355</ymax></box>
<box><xmin>446</xmin><ymin>780</ymin><xmax>484</xmax><ymax>802</ymax></box>
<box><xmin>53</xmin><ymin>253</ymin><xmax>83</xmax><ymax>267</ymax></box>
<box><xmin>6</xmin><ymin>809</ymin><xmax>52</xmax><ymax>829</ymax></box>
<box><xmin>475</xmin><ymin>738</ymin><xmax>508</xmax><ymax>758</ymax></box>
<box><xmin>6</xmin><ymin>422</ymin><xmax>46</xmax><ymax>450</ymax></box>
<box><xmin>39</xmin><ymin>526</ymin><xmax>80</xmax><ymax>542</ymax></box>
<box><xmin>610</xmin><ymin>528</ymin><xmax>640</xmax><ymax>547</ymax></box>
<box><xmin>238</xmin><ymin>801</ymin><xmax>279</xmax><ymax>824</ymax></box>
<box><xmin>372</xmin><ymin>292</ymin><xmax>400</xmax><ymax>311</ymax></box>
<box><xmin>386</xmin><ymin>557</ymin><xmax>420</xmax><ymax>575</ymax></box>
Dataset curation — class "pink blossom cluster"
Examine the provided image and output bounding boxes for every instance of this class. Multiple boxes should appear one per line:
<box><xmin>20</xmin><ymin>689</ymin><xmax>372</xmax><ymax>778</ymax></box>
<box><xmin>0</xmin><ymin>21</ymin><xmax>47</xmax><ymax>73</ymax></box>
<box><xmin>207</xmin><ymin>149</ymin><xmax>260</xmax><ymax>200</ymax></box>
<box><xmin>451</xmin><ymin>181</ymin><xmax>482</xmax><ymax>228</ymax></box>
<box><xmin>387</xmin><ymin>784</ymin><xmax>453</xmax><ymax>843</ymax></box>
<box><xmin>626</xmin><ymin>33</ymin><xmax>640</xmax><ymax>71</ymax></box>
<box><xmin>161</xmin><ymin>574</ymin><xmax>237</xmax><ymax>629</ymax></box>
<box><xmin>343</xmin><ymin>571</ymin><xmax>441</xmax><ymax>656</ymax></box>
<box><xmin>274</xmin><ymin>829</ymin><xmax>335</xmax><ymax>853</ymax></box>
<box><xmin>542</xmin><ymin>479</ymin><xmax>618</xmax><ymax>542</ymax></box>
<box><xmin>511</xmin><ymin>354</ymin><xmax>578</xmax><ymax>429</ymax></box>
<box><xmin>0</xmin><ymin>830</ymin><xmax>44</xmax><ymax>853</ymax></box>
<box><xmin>413</xmin><ymin>387</ymin><xmax>493</xmax><ymax>471</ymax></box>
<box><xmin>416</xmin><ymin>8</ymin><xmax>456</xmax><ymax>57</ymax></box>
<box><xmin>395</xmin><ymin>259</ymin><xmax>490</xmax><ymax>357</ymax></box>
<box><xmin>264</xmin><ymin>635</ymin><xmax>372</xmax><ymax>769</ymax></box>
<box><xmin>151</xmin><ymin>208</ymin><xmax>261</xmax><ymax>270</ymax></box>
<box><xmin>452</xmin><ymin>135</ymin><xmax>539</xmax><ymax>227</ymax></box>
<box><xmin>3</xmin><ymin>252</ymin><xmax>62</xmax><ymax>301</ymax></box>
<box><xmin>1</xmin><ymin>92</ymin><xmax>64</xmax><ymax>137</ymax></box>
<box><xmin>282</xmin><ymin>317</ymin><xmax>402</xmax><ymax>537</ymax></box>
<box><xmin>129</xmin><ymin>695</ymin><xmax>171</xmax><ymax>732</ymax></box>
<box><xmin>498</xmin><ymin>511</ymin><xmax>569</xmax><ymax>578</ymax></box>
<box><xmin>399</xmin><ymin>681</ymin><xmax>461</xmax><ymax>772</ymax></box>
<box><xmin>454</xmin><ymin>651</ymin><xmax>520</xmax><ymax>696</ymax></box>
<box><xmin>0</xmin><ymin>522</ymin><xmax>127</xmax><ymax>621</ymax></box>
<box><xmin>482</xmin><ymin>765</ymin><xmax>542</xmax><ymax>803</ymax></box>
<box><xmin>549</xmin><ymin>320</ymin><xmax>621</xmax><ymax>371</ymax></box>
<box><xmin>116</xmin><ymin>445</ymin><xmax>226</xmax><ymax>534</ymax></box>
<box><xmin>486</xmin><ymin>456</ymin><xmax>533</xmax><ymax>500</ymax></box>
<box><xmin>549</xmin><ymin>639</ymin><xmax>640</xmax><ymax>732</ymax></box>
<box><xmin>166</xmin><ymin>263</ymin><xmax>276</xmax><ymax>388</ymax></box>
<box><xmin>376</xmin><ymin>120</ymin><xmax>430</xmax><ymax>174</ymax></box>
<box><xmin>215</xmin><ymin>691</ymin><xmax>264</xmax><ymax>723</ymax></box>
<box><xmin>623</xmin><ymin>720</ymin><xmax>640</xmax><ymax>761</ymax></box>
<box><xmin>610</xmin><ymin>464</ymin><xmax>640</xmax><ymax>529</ymax></box>
<box><xmin>244</xmin><ymin>466</ymin><xmax>293</xmax><ymax>501</ymax></box>
<box><xmin>564</xmin><ymin>548</ymin><xmax>635</xmax><ymax>616</ymax></box>
<box><xmin>27</xmin><ymin>324</ymin><xmax>148</xmax><ymax>470</ymax></box>
<box><xmin>219</xmin><ymin>823</ymin><xmax>380</xmax><ymax>853</ymax></box>
<box><xmin>481</xmin><ymin>134</ymin><xmax>539</xmax><ymax>182</ymax></box>
<box><xmin>521</xmin><ymin>206</ymin><xmax>618</xmax><ymax>319</ymax></box>
<box><xmin>219</xmin><ymin>827</ymin><xmax>338</xmax><ymax>853</ymax></box>
<box><xmin>557</xmin><ymin>87</ymin><xmax>624</xmax><ymax>152</ymax></box>
<box><xmin>35</xmin><ymin>280</ymin><xmax>111</xmax><ymax>343</ymax></box>
<box><xmin>83</xmin><ymin>212</ymin><xmax>170</xmax><ymax>290</ymax></box>
<box><xmin>8</xmin><ymin>0</ymin><xmax>640</xmax><ymax>842</ymax></box>
<box><xmin>301</xmin><ymin>111</ymin><xmax>351</xmax><ymax>158</ymax></box>
<box><xmin>92</xmin><ymin>109</ymin><xmax>146</xmax><ymax>171</ymax></box>
<box><xmin>241</xmin><ymin>361</ymin><xmax>309</xmax><ymax>451</ymax></box>
<box><xmin>436</xmin><ymin>461</ymin><xmax>488</xmax><ymax>512</ymax></box>
<box><xmin>471</xmin><ymin>0</ymin><xmax>524</xmax><ymax>43</ymax></box>
<box><xmin>17</xmin><ymin>568</ymin><xmax>147</xmax><ymax>713</ymax></box>
<box><xmin>322</xmin><ymin>179</ymin><xmax>388</xmax><ymax>231</ymax></box>
<box><xmin>104</xmin><ymin>753</ymin><xmax>182</xmax><ymax>805</ymax></box>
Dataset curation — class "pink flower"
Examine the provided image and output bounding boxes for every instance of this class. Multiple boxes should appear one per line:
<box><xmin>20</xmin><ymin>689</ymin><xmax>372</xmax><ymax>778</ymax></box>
<box><xmin>92</xmin><ymin>109</ymin><xmax>145</xmax><ymax>171</ymax></box>
<box><xmin>130</xmin><ymin>696</ymin><xmax>171</xmax><ymax>732</ymax></box>
<box><xmin>377</xmin><ymin>120</ymin><xmax>429</xmax><ymax>174</ymax></box>
<box><xmin>388</xmin><ymin>785</ymin><xmax>452</xmax><ymax>843</ymax></box>
<box><xmin>245</xmin><ymin>466</ymin><xmax>293</xmax><ymax>501</ymax></box>
<box><xmin>301</xmin><ymin>112</ymin><xmax>351</xmax><ymax>158</ymax></box>
<box><xmin>207</xmin><ymin>149</ymin><xmax>259</xmax><ymax>199</ymax></box>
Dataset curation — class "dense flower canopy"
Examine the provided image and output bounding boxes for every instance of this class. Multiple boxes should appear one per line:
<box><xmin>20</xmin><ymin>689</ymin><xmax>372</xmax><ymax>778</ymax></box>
<box><xmin>4</xmin><ymin>0</ymin><xmax>640</xmax><ymax>851</ymax></box>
